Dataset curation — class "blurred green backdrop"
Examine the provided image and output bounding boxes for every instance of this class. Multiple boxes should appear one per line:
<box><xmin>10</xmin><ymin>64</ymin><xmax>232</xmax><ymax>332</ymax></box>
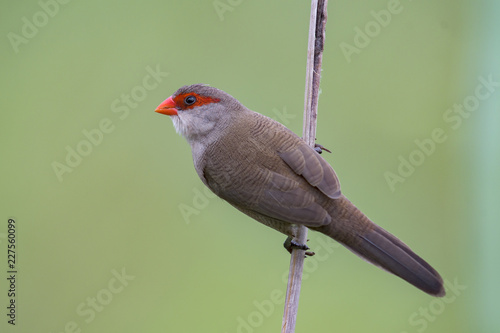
<box><xmin>1</xmin><ymin>0</ymin><xmax>499</xmax><ymax>332</ymax></box>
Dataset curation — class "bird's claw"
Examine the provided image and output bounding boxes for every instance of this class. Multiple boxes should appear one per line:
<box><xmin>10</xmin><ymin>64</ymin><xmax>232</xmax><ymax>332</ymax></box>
<box><xmin>314</xmin><ymin>143</ymin><xmax>331</xmax><ymax>154</ymax></box>
<box><xmin>283</xmin><ymin>236</ymin><xmax>315</xmax><ymax>257</ymax></box>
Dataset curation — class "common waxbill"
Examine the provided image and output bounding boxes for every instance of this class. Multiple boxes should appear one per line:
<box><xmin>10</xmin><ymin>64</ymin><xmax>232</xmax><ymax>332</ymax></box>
<box><xmin>155</xmin><ymin>84</ymin><xmax>445</xmax><ymax>297</ymax></box>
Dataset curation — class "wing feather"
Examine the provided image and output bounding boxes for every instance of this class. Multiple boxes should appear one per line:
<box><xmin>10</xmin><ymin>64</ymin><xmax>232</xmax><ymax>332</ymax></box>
<box><xmin>279</xmin><ymin>143</ymin><xmax>341</xmax><ymax>199</ymax></box>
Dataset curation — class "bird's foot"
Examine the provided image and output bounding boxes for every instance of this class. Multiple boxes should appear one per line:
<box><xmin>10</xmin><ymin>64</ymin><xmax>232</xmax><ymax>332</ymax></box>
<box><xmin>314</xmin><ymin>143</ymin><xmax>331</xmax><ymax>154</ymax></box>
<box><xmin>283</xmin><ymin>236</ymin><xmax>315</xmax><ymax>257</ymax></box>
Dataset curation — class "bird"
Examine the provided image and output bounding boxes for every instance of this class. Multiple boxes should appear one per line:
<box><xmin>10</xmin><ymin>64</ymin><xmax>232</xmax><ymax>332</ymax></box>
<box><xmin>154</xmin><ymin>83</ymin><xmax>445</xmax><ymax>297</ymax></box>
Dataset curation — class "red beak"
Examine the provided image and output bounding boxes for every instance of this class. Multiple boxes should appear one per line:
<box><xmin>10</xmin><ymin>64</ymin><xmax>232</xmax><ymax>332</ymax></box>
<box><xmin>155</xmin><ymin>96</ymin><xmax>178</xmax><ymax>116</ymax></box>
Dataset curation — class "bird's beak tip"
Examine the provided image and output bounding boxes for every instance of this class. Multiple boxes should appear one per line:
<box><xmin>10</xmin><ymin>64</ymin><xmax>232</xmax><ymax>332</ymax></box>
<box><xmin>155</xmin><ymin>96</ymin><xmax>178</xmax><ymax>116</ymax></box>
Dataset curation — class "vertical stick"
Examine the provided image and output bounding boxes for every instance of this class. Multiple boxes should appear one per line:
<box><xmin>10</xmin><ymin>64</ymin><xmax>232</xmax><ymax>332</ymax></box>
<box><xmin>281</xmin><ymin>1</ymin><xmax>328</xmax><ymax>332</ymax></box>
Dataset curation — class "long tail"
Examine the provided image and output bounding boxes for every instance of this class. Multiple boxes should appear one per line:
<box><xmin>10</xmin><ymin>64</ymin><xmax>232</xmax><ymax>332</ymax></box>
<box><xmin>314</xmin><ymin>197</ymin><xmax>445</xmax><ymax>297</ymax></box>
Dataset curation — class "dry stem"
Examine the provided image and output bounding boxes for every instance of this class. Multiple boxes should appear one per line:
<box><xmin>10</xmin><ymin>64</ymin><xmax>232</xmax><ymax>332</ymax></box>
<box><xmin>281</xmin><ymin>1</ymin><xmax>328</xmax><ymax>332</ymax></box>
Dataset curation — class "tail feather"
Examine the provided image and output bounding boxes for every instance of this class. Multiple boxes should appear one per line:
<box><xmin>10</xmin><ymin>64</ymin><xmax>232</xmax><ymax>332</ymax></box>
<box><xmin>355</xmin><ymin>226</ymin><xmax>445</xmax><ymax>296</ymax></box>
<box><xmin>316</xmin><ymin>197</ymin><xmax>445</xmax><ymax>297</ymax></box>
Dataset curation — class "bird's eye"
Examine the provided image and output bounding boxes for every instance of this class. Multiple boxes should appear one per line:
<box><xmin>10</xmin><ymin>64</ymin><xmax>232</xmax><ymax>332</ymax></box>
<box><xmin>184</xmin><ymin>95</ymin><xmax>197</xmax><ymax>105</ymax></box>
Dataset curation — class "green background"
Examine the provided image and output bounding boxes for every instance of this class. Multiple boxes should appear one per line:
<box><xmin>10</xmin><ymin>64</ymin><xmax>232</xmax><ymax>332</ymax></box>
<box><xmin>1</xmin><ymin>0</ymin><xmax>499</xmax><ymax>332</ymax></box>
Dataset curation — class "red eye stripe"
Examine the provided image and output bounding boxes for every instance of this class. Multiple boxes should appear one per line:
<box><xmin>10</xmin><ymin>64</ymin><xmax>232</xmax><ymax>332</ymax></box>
<box><xmin>173</xmin><ymin>93</ymin><xmax>220</xmax><ymax>110</ymax></box>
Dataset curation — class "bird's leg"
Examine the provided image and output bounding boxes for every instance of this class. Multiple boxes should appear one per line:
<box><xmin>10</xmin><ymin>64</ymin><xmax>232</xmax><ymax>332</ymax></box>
<box><xmin>314</xmin><ymin>143</ymin><xmax>331</xmax><ymax>154</ymax></box>
<box><xmin>283</xmin><ymin>236</ymin><xmax>315</xmax><ymax>257</ymax></box>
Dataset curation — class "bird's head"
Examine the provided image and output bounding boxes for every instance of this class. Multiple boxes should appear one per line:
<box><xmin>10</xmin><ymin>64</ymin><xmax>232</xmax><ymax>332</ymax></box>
<box><xmin>155</xmin><ymin>84</ymin><xmax>244</xmax><ymax>141</ymax></box>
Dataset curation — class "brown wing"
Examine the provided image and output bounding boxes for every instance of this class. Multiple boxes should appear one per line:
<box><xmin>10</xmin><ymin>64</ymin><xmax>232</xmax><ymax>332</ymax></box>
<box><xmin>257</xmin><ymin>171</ymin><xmax>331</xmax><ymax>226</ymax></box>
<box><xmin>202</xmin><ymin>116</ymin><xmax>339</xmax><ymax>227</ymax></box>
<box><xmin>205</xmin><ymin>167</ymin><xmax>331</xmax><ymax>227</ymax></box>
<box><xmin>278</xmin><ymin>142</ymin><xmax>341</xmax><ymax>199</ymax></box>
